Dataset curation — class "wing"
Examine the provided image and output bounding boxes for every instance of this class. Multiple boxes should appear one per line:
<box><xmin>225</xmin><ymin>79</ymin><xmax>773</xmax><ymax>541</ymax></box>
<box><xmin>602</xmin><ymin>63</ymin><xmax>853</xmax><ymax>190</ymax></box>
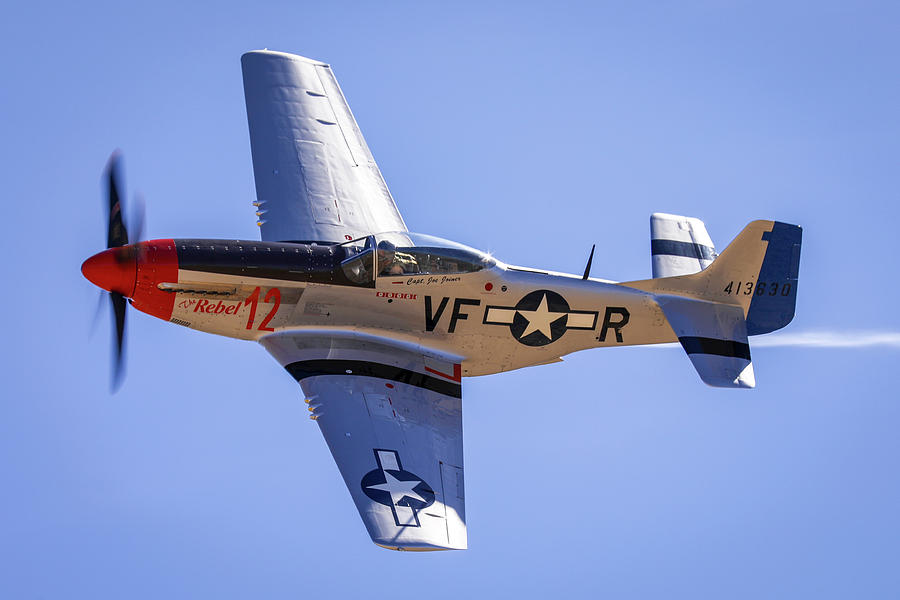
<box><xmin>260</xmin><ymin>330</ymin><xmax>466</xmax><ymax>551</ymax></box>
<box><xmin>241</xmin><ymin>50</ymin><xmax>407</xmax><ymax>244</ymax></box>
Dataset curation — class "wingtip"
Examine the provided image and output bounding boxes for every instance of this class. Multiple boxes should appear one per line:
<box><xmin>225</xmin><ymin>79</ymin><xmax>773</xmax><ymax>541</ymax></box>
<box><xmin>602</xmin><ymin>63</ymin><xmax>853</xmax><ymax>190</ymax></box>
<box><xmin>241</xmin><ymin>49</ymin><xmax>330</xmax><ymax>67</ymax></box>
<box><xmin>374</xmin><ymin>542</ymin><xmax>463</xmax><ymax>552</ymax></box>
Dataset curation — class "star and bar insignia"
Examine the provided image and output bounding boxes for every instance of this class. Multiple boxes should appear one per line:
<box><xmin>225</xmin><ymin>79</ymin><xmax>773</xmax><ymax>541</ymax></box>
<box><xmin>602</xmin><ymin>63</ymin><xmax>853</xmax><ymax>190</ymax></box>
<box><xmin>483</xmin><ymin>290</ymin><xmax>598</xmax><ymax>346</ymax></box>
<box><xmin>361</xmin><ymin>449</ymin><xmax>436</xmax><ymax>527</ymax></box>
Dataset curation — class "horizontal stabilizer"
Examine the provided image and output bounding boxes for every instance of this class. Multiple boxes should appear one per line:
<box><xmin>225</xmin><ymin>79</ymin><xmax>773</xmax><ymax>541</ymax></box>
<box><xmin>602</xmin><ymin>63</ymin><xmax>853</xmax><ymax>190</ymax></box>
<box><xmin>651</xmin><ymin>213</ymin><xmax>717</xmax><ymax>278</ymax></box>
<box><xmin>656</xmin><ymin>296</ymin><xmax>755</xmax><ymax>388</ymax></box>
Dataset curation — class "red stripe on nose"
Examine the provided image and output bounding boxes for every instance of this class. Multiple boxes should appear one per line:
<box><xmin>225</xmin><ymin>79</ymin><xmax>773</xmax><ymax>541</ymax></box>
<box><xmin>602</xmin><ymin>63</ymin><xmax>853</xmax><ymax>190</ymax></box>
<box><xmin>81</xmin><ymin>247</ymin><xmax>137</xmax><ymax>297</ymax></box>
<box><xmin>132</xmin><ymin>240</ymin><xmax>178</xmax><ymax>321</ymax></box>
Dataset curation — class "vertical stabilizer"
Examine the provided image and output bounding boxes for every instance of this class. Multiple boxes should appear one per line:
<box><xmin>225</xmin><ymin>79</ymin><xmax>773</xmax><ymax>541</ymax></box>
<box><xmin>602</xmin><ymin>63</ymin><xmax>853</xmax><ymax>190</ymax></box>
<box><xmin>688</xmin><ymin>220</ymin><xmax>802</xmax><ymax>334</ymax></box>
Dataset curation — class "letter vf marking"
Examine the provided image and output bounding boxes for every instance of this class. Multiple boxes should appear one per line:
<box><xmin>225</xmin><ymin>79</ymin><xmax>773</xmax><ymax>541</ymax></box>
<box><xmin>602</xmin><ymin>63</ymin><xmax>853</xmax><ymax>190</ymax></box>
<box><xmin>449</xmin><ymin>298</ymin><xmax>480</xmax><ymax>333</ymax></box>
<box><xmin>425</xmin><ymin>297</ymin><xmax>449</xmax><ymax>332</ymax></box>
<box><xmin>424</xmin><ymin>296</ymin><xmax>481</xmax><ymax>333</ymax></box>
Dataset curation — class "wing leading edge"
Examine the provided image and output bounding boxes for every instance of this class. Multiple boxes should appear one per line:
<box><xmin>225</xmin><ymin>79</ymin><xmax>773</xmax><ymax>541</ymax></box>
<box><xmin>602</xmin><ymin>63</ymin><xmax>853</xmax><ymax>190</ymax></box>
<box><xmin>242</xmin><ymin>50</ymin><xmax>406</xmax><ymax>244</ymax></box>
<box><xmin>260</xmin><ymin>330</ymin><xmax>466</xmax><ymax>550</ymax></box>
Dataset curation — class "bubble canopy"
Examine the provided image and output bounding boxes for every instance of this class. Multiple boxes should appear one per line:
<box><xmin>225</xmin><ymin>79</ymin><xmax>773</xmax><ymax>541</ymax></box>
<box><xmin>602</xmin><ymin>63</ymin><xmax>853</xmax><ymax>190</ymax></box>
<box><xmin>338</xmin><ymin>232</ymin><xmax>495</xmax><ymax>283</ymax></box>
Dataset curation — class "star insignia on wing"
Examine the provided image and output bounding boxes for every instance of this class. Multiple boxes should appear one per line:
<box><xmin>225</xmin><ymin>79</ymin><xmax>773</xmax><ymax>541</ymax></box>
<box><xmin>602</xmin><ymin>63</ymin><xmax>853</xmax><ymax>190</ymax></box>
<box><xmin>366</xmin><ymin>471</ymin><xmax>427</xmax><ymax>506</ymax></box>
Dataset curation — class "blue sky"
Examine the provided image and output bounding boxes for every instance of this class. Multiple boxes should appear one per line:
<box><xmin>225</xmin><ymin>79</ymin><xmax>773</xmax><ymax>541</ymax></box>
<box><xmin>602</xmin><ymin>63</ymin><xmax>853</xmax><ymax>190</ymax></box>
<box><xmin>2</xmin><ymin>1</ymin><xmax>899</xmax><ymax>598</ymax></box>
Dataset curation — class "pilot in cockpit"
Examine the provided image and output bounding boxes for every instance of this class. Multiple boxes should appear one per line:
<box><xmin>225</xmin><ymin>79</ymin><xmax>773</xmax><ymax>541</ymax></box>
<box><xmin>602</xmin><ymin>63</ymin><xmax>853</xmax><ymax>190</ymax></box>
<box><xmin>377</xmin><ymin>240</ymin><xmax>417</xmax><ymax>275</ymax></box>
<box><xmin>377</xmin><ymin>240</ymin><xmax>402</xmax><ymax>275</ymax></box>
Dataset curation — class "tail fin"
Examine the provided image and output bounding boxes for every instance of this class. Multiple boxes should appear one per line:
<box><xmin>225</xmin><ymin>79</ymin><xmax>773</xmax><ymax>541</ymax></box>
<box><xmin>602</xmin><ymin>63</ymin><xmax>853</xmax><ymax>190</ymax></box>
<box><xmin>699</xmin><ymin>220</ymin><xmax>802</xmax><ymax>334</ymax></box>
<box><xmin>625</xmin><ymin>220</ymin><xmax>801</xmax><ymax>388</ymax></box>
<box><xmin>650</xmin><ymin>213</ymin><xmax>717</xmax><ymax>278</ymax></box>
<box><xmin>629</xmin><ymin>220</ymin><xmax>802</xmax><ymax>334</ymax></box>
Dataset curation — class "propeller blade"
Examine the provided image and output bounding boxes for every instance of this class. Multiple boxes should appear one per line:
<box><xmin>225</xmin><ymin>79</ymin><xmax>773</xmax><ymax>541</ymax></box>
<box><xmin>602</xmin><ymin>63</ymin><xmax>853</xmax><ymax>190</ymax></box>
<box><xmin>110</xmin><ymin>291</ymin><xmax>127</xmax><ymax>391</ymax></box>
<box><xmin>131</xmin><ymin>192</ymin><xmax>146</xmax><ymax>243</ymax></box>
<box><xmin>98</xmin><ymin>151</ymin><xmax>136</xmax><ymax>391</ymax></box>
<box><xmin>106</xmin><ymin>152</ymin><xmax>129</xmax><ymax>248</ymax></box>
<box><xmin>89</xmin><ymin>291</ymin><xmax>105</xmax><ymax>337</ymax></box>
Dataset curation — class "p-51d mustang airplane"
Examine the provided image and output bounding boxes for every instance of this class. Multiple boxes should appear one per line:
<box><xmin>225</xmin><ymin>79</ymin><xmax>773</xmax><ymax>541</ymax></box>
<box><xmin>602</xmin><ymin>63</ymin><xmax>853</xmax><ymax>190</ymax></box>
<box><xmin>82</xmin><ymin>50</ymin><xmax>801</xmax><ymax>551</ymax></box>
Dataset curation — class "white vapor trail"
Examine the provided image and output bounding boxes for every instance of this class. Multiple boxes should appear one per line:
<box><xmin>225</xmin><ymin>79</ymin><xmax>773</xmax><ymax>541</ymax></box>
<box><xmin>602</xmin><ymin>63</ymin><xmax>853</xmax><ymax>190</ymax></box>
<box><xmin>751</xmin><ymin>331</ymin><xmax>900</xmax><ymax>348</ymax></box>
<box><xmin>649</xmin><ymin>331</ymin><xmax>900</xmax><ymax>350</ymax></box>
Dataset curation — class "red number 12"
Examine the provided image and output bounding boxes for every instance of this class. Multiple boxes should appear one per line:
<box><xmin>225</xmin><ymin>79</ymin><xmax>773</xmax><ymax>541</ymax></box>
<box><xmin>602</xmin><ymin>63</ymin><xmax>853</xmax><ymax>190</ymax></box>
<box><xmin>244</xmin><ymin>286</ymin><xmax>281</xmax><ymax>331</ymax></box>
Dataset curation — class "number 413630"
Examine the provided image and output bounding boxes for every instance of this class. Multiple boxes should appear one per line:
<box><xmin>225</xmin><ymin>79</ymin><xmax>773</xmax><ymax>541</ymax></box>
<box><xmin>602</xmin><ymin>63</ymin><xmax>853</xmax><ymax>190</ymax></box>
<box><xmin>723</xmin><ymin>281</ymin><xmax>791</xmax><ymax>296</ymax></box>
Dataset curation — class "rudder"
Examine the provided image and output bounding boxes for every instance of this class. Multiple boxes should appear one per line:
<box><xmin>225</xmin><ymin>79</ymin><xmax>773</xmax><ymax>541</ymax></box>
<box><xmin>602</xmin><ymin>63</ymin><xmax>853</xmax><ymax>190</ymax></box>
<box><xmin>744</xmin><ymin>222</ymin><xmax>802</xmax><ymax>334</ymax></box>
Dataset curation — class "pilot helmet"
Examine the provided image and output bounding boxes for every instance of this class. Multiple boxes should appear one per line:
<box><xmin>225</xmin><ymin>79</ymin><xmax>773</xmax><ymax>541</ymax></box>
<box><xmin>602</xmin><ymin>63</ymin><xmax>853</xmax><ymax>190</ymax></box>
<box><xmin>376</xmin><ymin>240</ymin><xmax>397</xmax><ymax>272</ymax></box>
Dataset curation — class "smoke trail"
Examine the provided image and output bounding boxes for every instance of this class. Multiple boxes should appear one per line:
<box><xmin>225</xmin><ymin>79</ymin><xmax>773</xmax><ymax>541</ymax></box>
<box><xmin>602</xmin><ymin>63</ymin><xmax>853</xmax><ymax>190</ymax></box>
<box><xmin>650</xmin><ymin>331</ymin><xmax>900</xmax><ymax>350</ymax></box>
<box><xmin>752</xmin><ymin>331</ymin><xmax>900</xmax><ymax>348</ymax></box>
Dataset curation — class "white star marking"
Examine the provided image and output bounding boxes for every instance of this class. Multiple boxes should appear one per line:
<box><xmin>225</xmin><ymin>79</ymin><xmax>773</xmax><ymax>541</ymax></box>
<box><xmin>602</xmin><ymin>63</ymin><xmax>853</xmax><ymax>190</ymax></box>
<box><xmin>517</xmin><ymin>293</ymin><xmax>567</xmax><ymax>339</ymax></box>
<box><xmin>367</xmin><ymin>471</ymin><xmax>427</xmax><ymax>506</ymax></box>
